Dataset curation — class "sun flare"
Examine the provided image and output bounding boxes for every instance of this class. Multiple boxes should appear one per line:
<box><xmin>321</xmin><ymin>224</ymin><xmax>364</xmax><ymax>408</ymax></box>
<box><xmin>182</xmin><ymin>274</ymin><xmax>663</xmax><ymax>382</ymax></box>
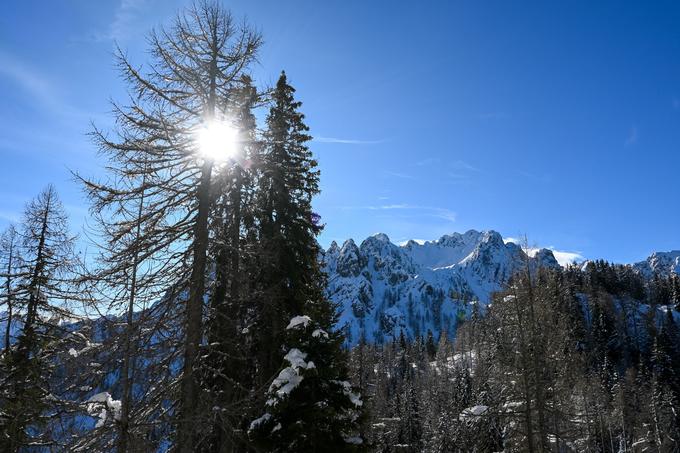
<box><xmin>196</xmin><ymin>121</ymin><xmax>239</xmax><ymax>162</ymax></box>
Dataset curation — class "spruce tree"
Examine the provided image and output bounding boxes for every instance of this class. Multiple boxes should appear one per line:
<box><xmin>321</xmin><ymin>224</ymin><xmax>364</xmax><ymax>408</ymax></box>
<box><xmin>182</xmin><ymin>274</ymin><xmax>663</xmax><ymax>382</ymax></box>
<box><xmin>249</xmin><ymin>72</ymin><xmax>364</xmax><ymax>450</ymax></box>
<box><xmin>253</xmin><ymin>71</ymin><xmax>325</xmax><ymax>382</ymax></box>
<box><xmin>249</xmin><ymin>315</ymin><xmax>364</xmax><ymax>451</ymax></box>
<box><xmin>671</xmin><ymin>274</ymin><xmax>680</xmax><ymax>311</ymax></box>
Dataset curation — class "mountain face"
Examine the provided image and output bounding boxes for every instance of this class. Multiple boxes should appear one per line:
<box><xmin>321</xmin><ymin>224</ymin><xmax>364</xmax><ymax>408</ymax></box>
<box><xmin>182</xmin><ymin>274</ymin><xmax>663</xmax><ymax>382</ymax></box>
<box><xmin>321</xmin><ymin>230</ymin><xmax>560</xmax><ymax>346</ymax></box>
<box><xmin>633</xmin><ymin>251</ymin><xmax>680</xmax><ymax>278</ymax></box>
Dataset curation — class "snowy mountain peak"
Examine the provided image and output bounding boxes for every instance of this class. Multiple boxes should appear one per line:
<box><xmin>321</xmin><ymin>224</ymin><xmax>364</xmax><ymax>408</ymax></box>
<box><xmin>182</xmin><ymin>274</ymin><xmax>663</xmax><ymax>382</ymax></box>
<box><xmin>533</xmin><ymin>248</ymin><xmax>560</xmax><ymax>268</ymax></box>
<box><xmin>633</xmin><ymin>250</ymin><xmax>680</xmax><ymax>278</ymax></box>
<box><xmin>324</xmin><ymin>229</ymin><xmax>560</xmax><ymax>345</ymax></box>
<box><xmin>335</xmin><ymin>239</ymin><xmax>364</xmax><ymax>278</ymax></box>
<box><xmin>370</xmin><ymin>232</ymin><xmax>391</xmax><ymax>243</ymax></box>
<box><xmin>402</xmin><ymin>229</ymin><xmax>489</xmax><ymax>270</ymax></box>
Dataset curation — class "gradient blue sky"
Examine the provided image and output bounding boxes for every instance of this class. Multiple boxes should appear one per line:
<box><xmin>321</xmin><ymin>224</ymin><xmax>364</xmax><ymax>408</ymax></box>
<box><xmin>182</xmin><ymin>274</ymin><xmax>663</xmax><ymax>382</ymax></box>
<box><xmin>1</xmin><ymin>0</ymin><xmax>679</xmax><ymax>263</ymax></box>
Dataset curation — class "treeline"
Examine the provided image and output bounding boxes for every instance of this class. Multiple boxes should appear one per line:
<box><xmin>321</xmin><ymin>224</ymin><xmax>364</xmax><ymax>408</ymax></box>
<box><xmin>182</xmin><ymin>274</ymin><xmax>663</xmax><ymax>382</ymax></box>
<box><xmin>0</xmin><ymin>2</ymin><xmax>362</xmax><ymax>452</ymax></box>
<box><xmin>349</xmin><ymin>261</ymin><xmax>680</xmax><ymax>452</ymax></box>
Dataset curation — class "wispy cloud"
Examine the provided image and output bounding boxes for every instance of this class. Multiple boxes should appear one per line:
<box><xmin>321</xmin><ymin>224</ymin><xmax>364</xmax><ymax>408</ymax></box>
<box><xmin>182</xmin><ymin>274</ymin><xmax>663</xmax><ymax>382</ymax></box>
<box><xmin>416</xmin><ymin>157</ymin><xmax>440</xmax><ymax>166</ymax></box>
<box><xmin>0</xmin><ymin>211</ymin><xmax>20</xmax><ymax>223</ymax></box>
<box><xmin>446</xmin><ymin>159</ymin><xmax>482</xmax><ymax>183</ymax></box>
<box><xmin>78</xmin><ymin>0</ymin><xmax>151</xmax><ymax>43</ymax></box>
<box><xmin>518</xmin><ymin>170</ymin><xmax>552</xmax><ymax>184</ymax></box>
<box><xmin>111</xmin><ymin>0</ymin><xmax>149</xmax><ymax>42</ymax></box>
<box><xmin>503</xmin><ymin>237</ymin><xmax>584</xmax><ymax>266</ymax></box>
<box><xmin>416</xmin><ymin>159</ymin><xmax>481</xmax><ymax>183</ymax></box>
<box><xmin>0</xmin><ymin>51</ymin><xmax>54</xmax><ymax>107</ymax></box>
<box><xmin>383</xmin><ymin>171</ymin><xmax>415</xmax><ymax>180</ymax></box>
<box><xmin>477</xmin><ymin>112</ymin><xmax>508</xmax><ymax>120</ymax></box>
<box><xmin>450</xmin><ymin>160</ymin><xmax>480</xmax><ymax>172</ymax></box>
<box><xmin>624</xmin><ymin>126</ymin><xmax>638</xmax><ymax>147</ymax></box>
<box><xmin>314</xmin><ymin>136</ymin><xmax>385</xmax><ymax>145</ymax></box>
<box><xmin>0</xmin><ymin>50</ymin><xmax>92</xmax><ymax>121</ymax></box>
<box><xmin>398</xmin><ymin>239</ymin><xmax>428</xmax><ymax>246</ymax></box>
<box><xmin>448</xmin><ymin>173</ymin><xmax>473</xmax><ymax>183</ymax></box>
<box><xmin>551</xmin><ymin>250</ymin><xmax>585</xmax><ymax>266</ymax></box>
<box><xmin>342</xmin><ymin>204</ymin><xmax>456</xmax><ymax>223</ymax></box>
<box><xmin>364</xmin><ymin>204</ymin><xmax>411</xmax><ymax>210</ymax></box>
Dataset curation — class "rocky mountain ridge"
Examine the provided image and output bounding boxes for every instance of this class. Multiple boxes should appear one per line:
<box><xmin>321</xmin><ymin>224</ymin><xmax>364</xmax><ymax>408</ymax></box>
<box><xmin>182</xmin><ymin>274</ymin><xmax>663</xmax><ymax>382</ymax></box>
<box><xmin>321</xmin><ymin>229</ymin><xmax>560</xmax><ymax>345</ymax></box>
<box><xmin>322</xmin><ymin>229</ymin><xmax>679</xmax><ymax>346</ymax></box>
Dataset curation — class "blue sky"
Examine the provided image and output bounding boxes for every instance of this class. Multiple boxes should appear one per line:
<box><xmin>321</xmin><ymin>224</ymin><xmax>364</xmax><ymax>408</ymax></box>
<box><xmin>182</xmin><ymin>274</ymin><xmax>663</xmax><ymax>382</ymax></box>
<box><xmin>1</xmin><ymin>0</ymin><xmax>679</xmax><ymax>264</ymax></box>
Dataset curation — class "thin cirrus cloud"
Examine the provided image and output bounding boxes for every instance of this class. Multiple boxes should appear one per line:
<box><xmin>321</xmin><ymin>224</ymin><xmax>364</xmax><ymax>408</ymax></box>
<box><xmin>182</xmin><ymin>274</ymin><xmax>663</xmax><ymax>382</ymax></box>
<box><xmin>416</xmin><ymin>157</ymin><xmax>440</xmax><ymax>166</ymax></box>
<box><xmin>0</xmin><ymin>51</ymin><xmax>51</xmax><ymax>101</ymax></box>
<box><xmin>109</xmin><ymin>0</ymin><xmax>149</xmax><ymax>42</ymax></box>
<box><xmin>416</xmin><ymin>158</ymin><xmax>479</xmax><ymax>172</ymax></box>
<box><xmin>412</xmin><ymin>157</ymin><xmax>485</xmax><ymax>183</ymax></box>
<box><xmin>383</xmin><ymin>171</ymin><xmax>416</xmax><ymax>180</ymax></box>
<box><xmin>341</xmin><ymin>204</ymin><xmax>457</xmax><ymax>223</ymax></box>
<box><xmin>517</xmin><ymin>170</ymin><xmax>552</xmax><ymax>184</ymax></box>
<box><xmin>313</xmin><ymin>136</ymin><xmax>386</xmax><ymax>145</ymax></box>
<box><xmin>450</xmin><ymin>160</ymin><xmax>480</xmax><ymax>172</ymax></box>
<box><xmin>503</xmin><ymin>236</ymin><xmax>584</xmax><ymax>267</ymax></box>
<box><xmin>0</xmin><ymin>50</ymin><xmax>92</xmax><ymax>121</ymax></box>
<box><xmin>624</xmin><ymin>126</ymin><xmax>638</xmax><ymax>147</ymax></box>
<box><xmin>476</xmin><ymin>112</ymin><xmax>509</xmax><ymax>120</ymax></box>
<box><xmin>77</xmin><ymin>0</ymin><xmax>151</xmax><ymax>43</ymax></box>
<box><xmin>0</xmin><ymin>211</ymin><xmax>20</xmax><ymax>223</ymax></box>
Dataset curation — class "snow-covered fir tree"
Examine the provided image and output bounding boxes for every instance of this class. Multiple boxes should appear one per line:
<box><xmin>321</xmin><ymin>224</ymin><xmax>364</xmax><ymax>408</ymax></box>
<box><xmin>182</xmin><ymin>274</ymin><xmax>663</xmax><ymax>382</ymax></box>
<box><xmin>249</xmin><ymin>315</ymin><xmax>364</xmax><ymax>451</ymax></box>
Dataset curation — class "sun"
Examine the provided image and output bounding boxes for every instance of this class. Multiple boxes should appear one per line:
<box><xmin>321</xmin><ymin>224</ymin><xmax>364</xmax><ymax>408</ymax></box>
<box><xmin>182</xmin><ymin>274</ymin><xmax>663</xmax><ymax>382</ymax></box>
<box><xmin>196</xmin><ymin>120</ymin><xmax>239</xmax><ymax>162</ymax></box>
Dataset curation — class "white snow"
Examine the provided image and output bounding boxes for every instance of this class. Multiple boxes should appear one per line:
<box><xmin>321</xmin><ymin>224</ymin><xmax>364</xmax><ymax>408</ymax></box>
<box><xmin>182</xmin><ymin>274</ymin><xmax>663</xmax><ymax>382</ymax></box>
<box><xmin>283</xmin><ymin>348</ymin><xmax>309</xmax><ymax>369</ymax></box>
<box><xmin>344</xmin><ymin>436</ymin><xmax>363</xmax><ymax>445</ymax></box>
<box><xmin>266</xmin><ymin>348</ymin><xmax>316</xmax><ymax>406</ymax></box>
<box><xmin>68</xmin><ymin>340</ymin><xmax>101</xmax><ymax>358</ymax></box>
<box><xmin>459</xmin><ymin>405</ymin><xmax>488</xmax><ymax>421</ymax></box>
<box><xmin>634</xmin><ymin>250</ymin><xmax>680</xmax><ymax>278</ymax></box>
<box><xmin>86</xmin><ymin>392</ymin><xmax>122</xmax><ymax>428</ymax></box>
<box><xmin>333</xmin><ymin>380</ymin><xmax>363</xmax><ymax>407</ymax></box>
<box><xmin>286</xmin><ymin>315</ymin><xmax>312</xmax><ymax>330</ymax></box>
<box><xmin>325</xmin><ymin>229</ymin><xmax>557</xmax><ymax>346</ymax></box>
<box><xmin>248</xmin><ymin>413</ymin><xmax>272</xmax><ymax>432</ymax></box>
<box><xmin>312</xmin><ymin>328</ymin><xmax>329</xmax><ymax>338</ymax></box>
<box><xmin>267</xmin><ymin>367</ymin><xmax>303</xmax><ymax>405</ymax></box>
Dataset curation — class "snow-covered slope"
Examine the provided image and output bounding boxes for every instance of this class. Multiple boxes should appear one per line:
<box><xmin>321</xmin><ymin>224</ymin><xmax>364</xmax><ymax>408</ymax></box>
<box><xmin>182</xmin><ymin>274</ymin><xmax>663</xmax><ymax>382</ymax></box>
<box><xmin>322</xmin><ymin>230</ymin><xmax>559</xmax><ymax>346</ymax></box>
<box><xmin>633</xmin><ymin>251</ymin><xmax>680</xmax><ymax>278</ymax></box>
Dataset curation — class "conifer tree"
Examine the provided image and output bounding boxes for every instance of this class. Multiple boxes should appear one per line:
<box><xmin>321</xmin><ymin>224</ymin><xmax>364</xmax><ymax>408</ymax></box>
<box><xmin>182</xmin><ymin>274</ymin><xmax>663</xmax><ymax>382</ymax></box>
<box><xmin>671</xmin><ymin>274</ymin><xmax>680</xmax><ymax>311</ymax></box>
<box><xmin>249</xmin><ymin>315</ymin><xmax>364</xmax><ymax>451</ymax></box>
<box><xmin>253</xmin><ymin>71</ymin><xmax>325</xmax><ymax>383</ymax></box>
<box><xmin>425</xmin><ymin>329</ymin><xmax>437</xmax><ymax>360</ymax></box>
<box><xmin>0</xmin><ymin>185</ymin><xmax>77</xmax><ymax>452</ymax></box>
<box><xmin>249</xmin><ymin>71</ymin><xmax>364</xmax><ymax>450</ymax></box>
<box><xmin>76</xmin><ymin>2</ymin><xmax>261</xmax><ymax>450</ymax></box>
<box><xmin>201</xmin><ymin>74</ymin><xmax>262</xmax><ymax>451</ymax></box>
<box><xmin>76</xmin><ymin>154</ymin><xmax>168</xmax><ymax>452</ymax></box>
<box><xmin>0</xmin><ymin>225</ymin><xmax>21</xmax><ymax>355</ymax></box>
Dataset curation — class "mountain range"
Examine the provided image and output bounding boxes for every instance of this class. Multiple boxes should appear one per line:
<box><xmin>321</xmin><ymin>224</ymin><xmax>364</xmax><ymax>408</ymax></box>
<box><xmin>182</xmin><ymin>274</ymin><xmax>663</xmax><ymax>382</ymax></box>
<box><xmin>321</xmin><ymin>229</ymin><xmax>680</xmax><ymax>346</ymax></box>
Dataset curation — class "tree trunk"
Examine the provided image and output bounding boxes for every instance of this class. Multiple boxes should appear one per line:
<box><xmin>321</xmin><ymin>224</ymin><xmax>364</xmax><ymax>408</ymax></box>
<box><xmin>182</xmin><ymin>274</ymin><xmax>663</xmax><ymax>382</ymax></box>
<box><xmin>117</xmin><ymin>183</ymin><xmax>146</xmax><ymax>453</ymax></box>
<box><xmin>178</xmin><ymin>159</ymin><xmax>214</xmax><ymax>453</ymax></box>
<box><xmin>4</xmin><ymin>240</ymin><xmax>14</xmax><ymax>354</ymax></box>
<box><xmin>22</xmin><ymin>192</ymin><xmax>51</xmax><ymax>357</ymax></box>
